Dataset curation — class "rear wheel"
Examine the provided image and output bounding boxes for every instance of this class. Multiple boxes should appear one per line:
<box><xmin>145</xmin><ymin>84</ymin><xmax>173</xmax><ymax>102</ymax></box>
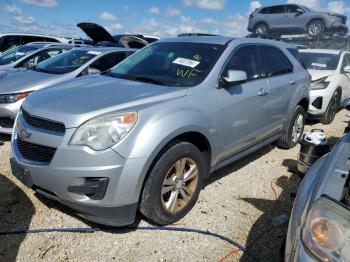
<box><xmin>255</xmin><ymin>23</ymin><xmax>269</xmax><ymax>36</ymax></box>
<box><xmin>139</xmin><ymin>142</ymin><xmax>205</xmax><ymax>225</ymax></box>
<box><xmin>277</xmin><ymin>106</ymin><xmax>306</xmax><ymax>149</ymax></box>
<box><xmin>321</xmin><ymin>90</ymin><xmax>341</xmax><ymax>125</ymax></box>
<box><xmin>307</xmin><ymin>20</ymin><xmax>325</xmax><ymax>37</ymax></box>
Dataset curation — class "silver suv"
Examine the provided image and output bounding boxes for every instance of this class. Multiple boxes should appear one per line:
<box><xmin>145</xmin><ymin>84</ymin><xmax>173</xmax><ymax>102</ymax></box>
<box><xmin>248</xmin><ymin>4</ymin><xmax>348</xmax><ymax>37</ymax></box>
<box><xmin>11</xmin><ymin>37</ymin><xmax>310</xmax><ymax>226</ymax></box>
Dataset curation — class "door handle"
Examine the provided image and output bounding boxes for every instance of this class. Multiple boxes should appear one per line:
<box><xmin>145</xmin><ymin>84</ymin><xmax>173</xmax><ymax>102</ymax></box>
<box><xmin>289</xmin><ymin>80</ymin><xmax>296</xmax><ymax>85</ymax></box>
<box><xmin>258</xmin><ymin>88</ymin><xmax>268</xmax><ymax>96</ymax></box>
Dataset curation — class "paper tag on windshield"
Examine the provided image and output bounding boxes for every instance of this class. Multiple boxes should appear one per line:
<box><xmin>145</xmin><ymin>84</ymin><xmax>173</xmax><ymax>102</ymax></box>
<box><xmin>173</xmin><ymin>57</ymin><xmax>200</xmax><ymax>68</ymax></box>
<box><xmin>311</xmin><ymin>63</ymin><xmax>327</xmax><ymax>68</ymax></box>
<box><xmin>16</xmin><ymin>52</ymin><xmax>25</xmax><ymax>56</ymax></box>
<box><xmin>87</xmin><ymin>51</ymin><xmax>101</xmax><ymax>55</ymax></box>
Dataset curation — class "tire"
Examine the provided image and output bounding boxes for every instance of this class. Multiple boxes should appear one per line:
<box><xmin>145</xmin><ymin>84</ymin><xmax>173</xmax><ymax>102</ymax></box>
<box><xmin>277</xmin><ymin>106</ymin><xmax>306</xmax><ymax>149</ymax></box>
<box><xmin>306</xmin><ymin>20</ymin><xmax>325</xmax><ymax>37</ymax></box>
<box><xmin>139</xmin><ymin>141</ymin><xmax>206</xmax><ymax>225</ymax></box>
<box><xmin>254</xmin><ymin>23</ymin><xmax>269</xmax><ymax>36</ymax></box>
<box><xmin>321</xmin><ymin>90</ymin><xmax>341</xmax><ymax>125</ymax></box>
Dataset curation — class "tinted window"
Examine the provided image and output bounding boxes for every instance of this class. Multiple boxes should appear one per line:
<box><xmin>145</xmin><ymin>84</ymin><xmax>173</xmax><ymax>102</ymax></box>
<box><xmin>0</xmin><ymin>36</ymin><xmax>21</xmax><ymax>52</ymax></box>
<box><xmin>259</xmin><ymin>7</ymin><xmax>269</xmax><ymax>14</ymax></box>
<box><xmin>259</xmin><ymin>45</ymin><xmax>293</xmax><ymax>77</ymax></box>
<box><xmin>108</xmin><ymin>42</ymin><xmax>225</xmax><ymax>87</ymax></box>
<box><xmin>286</xmin><ymin>4</ymin><xmax>299</xmax><ymax>13</ymax></box>
<box><xmin>22</xmin><ymin>36</ymin><xmax>46</xmax><ymax>44</ymax></box>
<box><xmin>128</xmin><ymin>41</ymin><xmax>147</xmax><ymax>49</ymax></box>
<box><xmin>288</xmin><ymin>48</ymin><xmax>307</xmax><ymax>69</ymax></box>
<box><xmin>0</xmin><ymin>45</ymin><xmax>37</xmax><ymax>65</ymax></box>
<box><xmin>341</xmin><ymin>54</ymin><xmax>350</xmax><ymax>69</ymax></box>
<box><xmin>224</xmin><ymin>45</ymin><xmax>261</xmax><ymax>81</ymax></box>
<box><xmin>90</xmin><ymin>52</ymin><xmax>128</xmax><ymax>72</ymax></box>
<box><xmin>300</xmin><ymin>52</ymin><xmax>339</xmax><ymax>70</ymax></box>
<box><xmin>45</xmin><ymin>37</ymin><xmax>59</xmax><ymax>42</ymax></box>
<box><xmin>269</xmin><ymin>5</ymin><xmax>285</xmax><ymax>14</ymax></box>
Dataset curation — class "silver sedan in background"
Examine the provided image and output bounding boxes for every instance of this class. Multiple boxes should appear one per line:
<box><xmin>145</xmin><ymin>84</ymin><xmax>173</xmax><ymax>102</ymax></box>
<box><xmin>285</xmin><ymin>101</ymin><xmax>350</xmax><ymax>261</ymax></box>
<box><xmin>0</xmin><ymin>47</ymin><xmax>135</xmax><ymax>134</ymax></box>
<box><xmin>0</xmin><ymin>42</ymin><xmax>73</xmax><ymax>71</ymax></box>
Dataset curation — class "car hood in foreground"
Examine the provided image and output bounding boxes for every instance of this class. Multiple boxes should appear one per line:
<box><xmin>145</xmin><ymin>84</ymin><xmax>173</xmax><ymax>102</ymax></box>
<box><xmin>308</xmin><ymin>69</ymin><xmax>334</xmax><ymax>82</ymax></box>
<box><xmin>0</xmin><ymin>69</ymin><xmax>62</xmax><ymax>94</ymax></box>
<box><xmin>23</xmin><ymin>75</ymin><xmax>188</xmax><ymax>128</ymax></box>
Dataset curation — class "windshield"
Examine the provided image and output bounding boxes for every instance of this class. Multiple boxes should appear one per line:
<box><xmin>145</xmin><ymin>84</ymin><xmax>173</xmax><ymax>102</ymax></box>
<box><xmin>300</xmin><ymin>52</ymin><xmax>340</xmax><ymax>70</ymax></box>
<box><xmin>35</xmin><ymin>49</ymin><xmax>99</xmax><ymax>74</ymax></box>
<box><xmin>108</xmin><ymin>42</ymin><xmax>225</xmax><ymax>87</ymax></box>
<box><xmin>0</xmin><ymin>45</ymin><xmax>37</xmax><ymax>65</ymax></box>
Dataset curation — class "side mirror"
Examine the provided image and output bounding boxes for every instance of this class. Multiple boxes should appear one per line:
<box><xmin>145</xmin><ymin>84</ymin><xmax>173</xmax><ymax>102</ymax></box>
<box><xmin>343</xmin><ymin>66</ymin><xmax>350</xmax><ymax>73</ymax></box>
<box><xmin>296</xmin><ymin>8</ymin><xmax>304</xmax><ymax>14</ymax></box>
<box><xmin>220</xmin><ymin>70</ymin><xmax>247</xmax><ymax>87</ymax></box>
<box><xmin>87</xmin><ymin>67</ymin><xmax>101</xmax><ymax>75</ymax></box>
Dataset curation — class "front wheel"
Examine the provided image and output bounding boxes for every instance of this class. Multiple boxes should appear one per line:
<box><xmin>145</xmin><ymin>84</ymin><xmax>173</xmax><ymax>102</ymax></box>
<box><xmin>307</xmin><ymin>20</ymin><xmax>325</xmax><ymax>37</ymax></box>
<box><xmin>139</xmin><ymin>142</ymin><xmax>206</xmax><ymax>225</ymax></box>
<box><xmin>321</xmin><ymin>90</ymin><xmax>340</xmax><ymax>125</ymax></box>
<box><xmin>277</xmin><ymin>106</ymin><xmax>306</xmax><ymax>149</ymax></box>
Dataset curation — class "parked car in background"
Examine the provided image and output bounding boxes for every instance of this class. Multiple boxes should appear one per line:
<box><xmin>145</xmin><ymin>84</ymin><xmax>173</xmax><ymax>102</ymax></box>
<box><xmin>0</xmin><ymin>42</ymin><xmax>73</xmax><ymax>71</ymax></box>
<box><xmin>10</xmin><ymin>36</ymin><xmax>309</xmax><ymax>226</ymax></box>
<box><xmin>0</xmin><ymin>33</ymin><xmax>72</xmax><ymax>53</ymax></box>
<box><xmin>284</xmin><ymin>101</ymin><xmax>350</xmax><ymax>262</ymax></box>
<box><xmin>0</xmin><ymin>47</ymin><xmax>135</xmax><ymax>134</ymax></box>
<box><xmin>77</xmin><ymin>22</ymin><xmax>159</xmax><ymax>48</ymax></box>
<box><xmin>300</xmin><ymin>49</ymin><xmax>350</xmax><ymax>124</ymax></box>
<box><xmin>248</xmin><ymin>4</ymin><xmax>348</xmax><ymax>37</ymax></box>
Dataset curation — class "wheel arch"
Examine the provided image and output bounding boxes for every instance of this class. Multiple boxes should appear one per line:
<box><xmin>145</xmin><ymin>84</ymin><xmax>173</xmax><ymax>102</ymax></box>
<box><xmin>298</xmin><ymin>97</ymin><xmax>309</xmax><ymax>113</ymax></box>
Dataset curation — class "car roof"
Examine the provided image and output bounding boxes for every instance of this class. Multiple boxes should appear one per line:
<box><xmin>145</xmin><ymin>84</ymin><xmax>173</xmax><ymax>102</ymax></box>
<box><xmin>73</xmin><ymin>46</ymin><xmax>136</xmax><ymax>53</ymax></box>
<box><xmin>158</xmin><ymin>36</ymin><xmax>235</xmax><ymax>45</ymax></box>
<box><xmin>299</xmin><ymin>49</ymin><xmax>342</xmax><ymax>55</ymax></box>
<box><xmin>0</xmin><ymin>32</ymin><xmax>65</xmax><ymax>39</ymax></box>
<box><xmin>24</xmin><ymin>42</ymin><xmax>73</xmax><ymax>48</ymax></box>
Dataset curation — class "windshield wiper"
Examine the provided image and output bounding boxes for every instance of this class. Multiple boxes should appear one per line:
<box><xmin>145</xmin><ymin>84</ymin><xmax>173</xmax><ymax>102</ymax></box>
<box><xmin>133</xmin><ymin>76</ymin><xmax>165</xmax><ymax>86</ymax></box>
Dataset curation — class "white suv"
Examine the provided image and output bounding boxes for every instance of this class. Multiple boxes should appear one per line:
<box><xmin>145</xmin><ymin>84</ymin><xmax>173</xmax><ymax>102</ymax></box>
<box><xmin>300</xmin><ymin>49</ymin><xmax>350</xmax><ymax>124</ymax></box>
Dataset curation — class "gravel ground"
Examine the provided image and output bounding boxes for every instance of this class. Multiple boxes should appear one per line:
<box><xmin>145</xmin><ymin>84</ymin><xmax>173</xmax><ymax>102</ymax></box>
<box><xmin>0</xmin><ymin>110</ymin><xmax>348</xmax><ymax>262</ymax></box>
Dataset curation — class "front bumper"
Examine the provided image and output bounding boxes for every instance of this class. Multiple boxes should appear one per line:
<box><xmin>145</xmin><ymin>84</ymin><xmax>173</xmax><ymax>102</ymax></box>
<box><xmin>307</xmin><ymin>89</ymin><xmax>332</xmax><ymax>117</ymax></box>
<box><xmin>11</xmin><ymin>111</ymin><xmax>150</xmax><ymax>226</ymax></box>
<box><xmin>0</xmin><ymin>99</ymin><xmax>23</xmax><ymax>134</ymax></box>
<box><xmin>329</xmin><ymin>22</ymin><xmax>348</xmax><ymax>33</ymax></box>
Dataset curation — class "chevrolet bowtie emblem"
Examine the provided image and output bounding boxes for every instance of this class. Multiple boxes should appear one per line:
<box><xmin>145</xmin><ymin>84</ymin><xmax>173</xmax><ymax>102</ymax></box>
<box><xmin>19</xmin><ymin>129</ymin><xmax>32</xmax><ymax>139</ymax></box>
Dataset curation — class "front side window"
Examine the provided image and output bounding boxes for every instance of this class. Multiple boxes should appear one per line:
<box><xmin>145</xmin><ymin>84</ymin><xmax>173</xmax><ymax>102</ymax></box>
<box><xmin>259</xmin><ymin>45</ymin><xmax>293</xmax><ymax>77</ymax></box>
<box><xmin>0</xmin><ymin>45</ymin><xmax>37</xmax><ymax>65</ymax></box>
<box><xmin>90</xmin><ymin>52</ymin><xmax>128</xmax><ymax>72</ymax></box>
<box><xmin>223</xmin><ymin>45</ymin><xmax>261</xmax><ymax>81</ymax></box>
<box><xmin>286</xmin><ymin>4</ymin><xmax>299</xmax><ymax>13</ymax></box>
<box><xmin>341</xmin><ymin>54</ymin><xmax>350</xmax><ymax>70</ymax></box>
<box><xmin>22</xmin><ymin>36</ymin><xmax>45</xmax><ymax>44</ymax></box>
<box><xmin>108</xmin><ymin>42</ymin><xmax>225</xmax><ymax>87</ymax></box>
<box><xmin>300</xmin><ymin>52</ymin><xmax>340</xmax><ymax>70</ymax></box>
<box><xmin>34</xmin><ymin>49</ymin><xmax>98</xmax><ymax>74</ymax></box>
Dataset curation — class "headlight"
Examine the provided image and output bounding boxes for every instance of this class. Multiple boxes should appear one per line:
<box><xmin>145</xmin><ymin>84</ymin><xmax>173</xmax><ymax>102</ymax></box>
<box><xmin>311</xmin><ymin>77</ymin><xmax>330</xmax><ymax>90</ymax></box>
<box><xmin>69</xmin><ymin>112</ymin><xmax>137</xmax><ymax>151</ymax></box>
<box><xmin>0</xmin><ymin>92</ymin><xmax>31</xmax><ymax>104</ymax></box>
<box><xmin>302</xmin><ymin>197</ymin><xmax>350</xmax><ymax>262</ymax></box>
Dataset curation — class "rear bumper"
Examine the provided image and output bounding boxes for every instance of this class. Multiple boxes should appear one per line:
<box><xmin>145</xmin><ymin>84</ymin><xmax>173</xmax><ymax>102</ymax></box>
<box><xmin>328</xmin><ymin>22</ymin><xmax>348</xmax><ymax>33</ymax></box>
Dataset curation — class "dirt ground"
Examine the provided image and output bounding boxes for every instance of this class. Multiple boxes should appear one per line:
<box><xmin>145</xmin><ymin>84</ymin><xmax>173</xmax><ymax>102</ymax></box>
<box><xmin>0</xmin><ymin>110</ymin><xmax>348</xmax><ymax>262</ymax></box>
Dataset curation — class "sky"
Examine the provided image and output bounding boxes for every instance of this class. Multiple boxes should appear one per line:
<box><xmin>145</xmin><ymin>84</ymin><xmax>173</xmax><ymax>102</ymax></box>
<box><xmin>0</xmin><ymin>0</ymin><xmax>350</xmax><ymax>39</ymax></box>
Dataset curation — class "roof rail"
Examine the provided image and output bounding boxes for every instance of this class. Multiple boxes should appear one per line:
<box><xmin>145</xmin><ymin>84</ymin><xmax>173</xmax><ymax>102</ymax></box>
<box><xmin>177</xmin><ymin>33</ymin><xmax>218</xmax><ymax>37</ymax></box>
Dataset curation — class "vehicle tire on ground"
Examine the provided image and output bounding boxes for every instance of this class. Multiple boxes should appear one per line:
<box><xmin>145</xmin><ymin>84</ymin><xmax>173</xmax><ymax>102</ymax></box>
<box><xmin>306</xmin><ymin>20</ymin><xmax>325</xmax><ymax>37</ymax></box>
<box><xmin>254</xmin><ymin>23</ymin><xmax>269</xmax><ymax>36</ymax></box>
<box><xmin>321</xmin><ymin>89</ymin><xmax>341</xmax><ymax>125</ymax></box>
<box><xmin>277</xmin><ymin>106</ymin><xmax>306</xmax><ymax>149</ymax></box>
<box><xmin>139</xmin><ymin>141</ymin><xmax>206</xmax><ymax>225</ymax></box>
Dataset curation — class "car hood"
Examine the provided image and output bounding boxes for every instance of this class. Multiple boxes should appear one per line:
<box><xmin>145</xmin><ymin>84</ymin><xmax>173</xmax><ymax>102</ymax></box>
<box><xmin>308</xmin><ymin>69</ymin><xmax>334</xmax><ymax>82</ymax></box>
<box><xmin>77</xmin><ymin>22</ymin><xmax>116</xmax><ymax>44</ymax></box>
<box><xmin>23</xmin><ymin>75</ymin><xmax>188</xmax><ymax>128</ymax></box>
<box><xmin>0</xmin><ymin>70</ymin><xmax>62</xmax><ymax>94</ymax></box>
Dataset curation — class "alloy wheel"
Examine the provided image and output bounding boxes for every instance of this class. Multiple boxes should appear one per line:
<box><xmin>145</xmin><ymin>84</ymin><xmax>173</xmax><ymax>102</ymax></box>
<box><xmin>308</xmin><ymin>22</ymin><xmax>322</xmax><ymax>36</ymax></box>
<box><xmin>256</xmin><ymin>25</ymin><xmax>267</xmax><ymax>35</ymax></box>
<box><xmin>161</xmin><ymin>158</ymin><xmax>199</xmax><ymax>213</ymax></box>
<box><xmin>292</xmin><ymin>114</ymin><xmax>304</xmax><ymax>144</ymax></box>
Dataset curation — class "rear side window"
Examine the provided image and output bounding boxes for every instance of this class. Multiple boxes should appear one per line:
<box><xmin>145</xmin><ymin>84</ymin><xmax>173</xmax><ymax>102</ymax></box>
<box><xmin>269</xmin><ymin>5</ymin><xmax>285</xmax><ymax>14</ymax></box>
<box><xmin>45</xmin><ymin>37</ymin><xmax>59</xmax><ymax>42</ymax></box>
<box><xmin>90</xmin><ymin>52</ymin><xmax>128</xmax><ymax>72</ymax></box>
<box><xmin>0</xmin><ymin>36</ymin><xmax>21</xmax><ymax>52</ymax></box>
<box><xmin>224</xmin><ymin>45</ymin><xmax>261</xmax><ymax>81</ymax></box>
<box><xmin>258</xmin><ymin>45</ymin><xmax>293</xmax><ymax>77</ymax></box>
<box><xmin>287</xmin><ymin>48</ymin><xmax>307</xmax><ymax>69</ymax></box>
<box><xmin>259</xmin><ymin>7</ymin><xmax>269</xmax><ymax>14</ymax></box>
<box><xmin>22</xmin><ymin>36</ymin><xmax>46</xmax><ymax>44</ymax></box>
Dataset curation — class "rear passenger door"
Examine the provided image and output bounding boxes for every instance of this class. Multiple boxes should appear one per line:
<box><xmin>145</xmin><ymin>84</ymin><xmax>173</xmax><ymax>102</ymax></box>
<box><xmin>217</xmin><ymin>45</ymin><xmax>272</xmax><ymax>160</ymax></box>
<box><xmin>266</xmin><ymin>5</ymin><xmax>286</xmax><ymax>32</ymax></box>
<box><xmin>258</xmin><ymin>45</ymin><xmax>294</xmax><ymax>130</ymax></box>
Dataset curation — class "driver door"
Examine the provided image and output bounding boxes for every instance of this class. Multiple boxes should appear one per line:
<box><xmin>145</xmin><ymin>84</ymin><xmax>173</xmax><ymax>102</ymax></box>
<box><xmin>217</xmin><ymin>45</ymin><xmax>271</xmax><ymax>161</ymax></box>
